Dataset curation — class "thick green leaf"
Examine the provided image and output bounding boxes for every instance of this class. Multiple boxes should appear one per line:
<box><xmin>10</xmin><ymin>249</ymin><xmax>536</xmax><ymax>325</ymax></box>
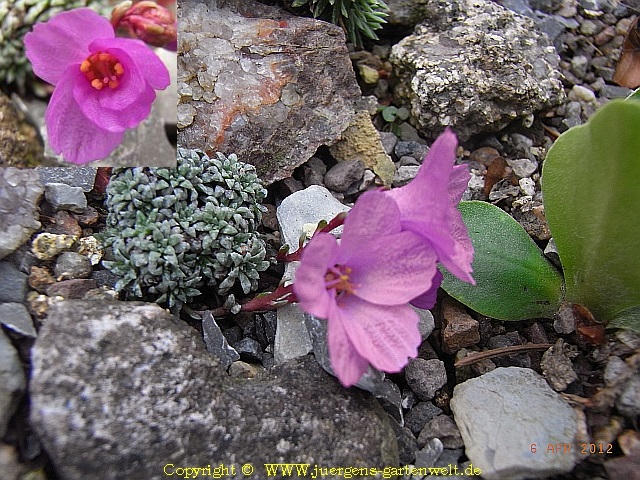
<box><xmin>542</xmin><ymin>100</ymin><xmax>640</xmax><ymax>322</ymax></box>
<box><xmin>627</xmin><ymin>88</ymin><xmax>640</xmax><ymax>102</ymax></box>
<box><xmin>607</xmin><ymin>305</ymin><xmax>640</xmax><ymax>333</ymax></box>
<box><xmin>441</xmin><ymin>201</ymin><xmax>564</xmax><ymax>320</ymax></box>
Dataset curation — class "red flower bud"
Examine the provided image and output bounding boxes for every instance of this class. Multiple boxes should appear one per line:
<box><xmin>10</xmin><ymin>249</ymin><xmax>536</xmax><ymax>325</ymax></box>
<box><xmin>111</xmin><ymin>1</ymin><xmax>176</xmax><ymax>50</ymax></box>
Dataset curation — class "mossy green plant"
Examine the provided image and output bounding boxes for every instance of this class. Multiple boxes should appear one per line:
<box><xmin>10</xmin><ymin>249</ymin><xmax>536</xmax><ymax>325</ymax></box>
<box><xmin>101</xmin><ymin>148</ymin><xmax>270</xmax><ymax>313</ymax></box>
<box><xmin>291</xmin><ymin>0</ymin><xmax>388</xmax><ymax>46</ymax></box>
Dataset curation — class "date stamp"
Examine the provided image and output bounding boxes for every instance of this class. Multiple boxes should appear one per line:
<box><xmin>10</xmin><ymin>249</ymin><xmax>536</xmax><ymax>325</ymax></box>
<box><xmin>530</xmin><ymin>443</ymin><xmax>614</xmax><ymax>455</ymax></box>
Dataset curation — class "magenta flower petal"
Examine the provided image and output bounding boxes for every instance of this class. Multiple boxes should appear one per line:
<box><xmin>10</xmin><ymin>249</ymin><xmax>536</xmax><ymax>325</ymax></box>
<box><xmin>24</xmin><ymin>8</ymin><xmax>114</xmax><ymax>86</ymax></box>
<box><xmin>410</xmin><ymin>270</ymin><xmax>443</xmax><ymax>309</ymax></box>
<box><xmin>326</xmin><ymin>302</ymin><xmax>369</xmax><ymax>387</ymax></box>
<box><xmin>294</xmin><ymin>233</ymin><xmax>339</xmax><ymax>319</ymax></box>
<box><xmin>338</xmin><ymin>190</ymin><xmax>402</xmax><ymax>256</ymax></box>
<box><xmin>91</xmin><ymin>37</ymin><xmax>170</xmax><ymax>90</ymax></box>
<box><xmin>46</xmin><ymin>67</ymin><xmax>124</xmax><ymax>164</ymax></box>
<box><xmin>338</xmin><ymin>297</ymin><xmax>421</xmax><ymax>373</ymax></box>
<box><xmin>344</xmin><ymin>231</ymin><xmax>438</xmax><ymax>306</ymax></box>
<box><xmin>73</xmin><ymin>73</ymin><xmax>155</xmax><ymax>132</ymax></box>
<box><xmin>385</xmin><ymin>128</ymin><xmax>474</xmax><ymax>284</ymax></box>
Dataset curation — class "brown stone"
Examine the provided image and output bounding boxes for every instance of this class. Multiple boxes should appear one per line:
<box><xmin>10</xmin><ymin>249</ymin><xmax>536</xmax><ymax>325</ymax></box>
<box><xmin>441</xmin><ymin>297</ymin><xmax>480</xmax><ymax>354</ymax></box>
<box><xmin>28</xmin><ymin>266</ymin><xmax>56</xmax><ymax>294</ymax></box>
<box><xmin>46</xmin><ymin>279</ymin><xmax>98</xmax><ymax>299</ymax></box>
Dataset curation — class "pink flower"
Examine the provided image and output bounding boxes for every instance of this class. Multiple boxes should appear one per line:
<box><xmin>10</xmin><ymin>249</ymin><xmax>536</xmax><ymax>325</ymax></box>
<box><xmin>385</xmin><ymin>128</ymin><xmax>475</xmax><ymax>308</ymax></box>
<box><xmin>111</xmin><ymin>1</ymin><xmax>177</xmax><ymax>51</ymax></box>
<box><xmin>293</xmin><ymin>190</ymin><xmax>439</xmax><ymax>387</ymax></box>
<box><xmin>24</xmin><ymin>8</ymin><xmax>170</xmax><ymax>164</ymax></box>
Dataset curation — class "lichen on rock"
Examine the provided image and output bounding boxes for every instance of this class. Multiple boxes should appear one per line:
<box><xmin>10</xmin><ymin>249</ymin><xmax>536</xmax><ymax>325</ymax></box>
<box><xmin>390</xmin><ymin>0</ymin><xmax>565</xmax><ymax>141</ymax></box>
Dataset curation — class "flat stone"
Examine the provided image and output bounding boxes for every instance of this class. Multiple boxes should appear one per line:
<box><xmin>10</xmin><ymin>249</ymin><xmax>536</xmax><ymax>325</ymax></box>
<box><xmin>540</xmin><ymin>339</ymin><xmax>578</xmax><ymax>392</ymax></box>
<box><xmin>44</xmin><ymin>183</ymin><xmax>87</xmax><ymax>214</ymax></box>
<box><xmin>450</xmin><ymin>367</ymin><xmax>582</xmax><ymax>479</ymax></box>
<box><xmin>415</xmin><ymin>307</ymin><xmax>436</xmax><ymax>340</ymax></box>
<box><xmin>30</xmin><ymin>300</ymin><xmax>397</xmax><ymax>479</ymax></box>
<box><xmin>53</xmin><ymin>252</ymin><xmax>92</xmax><ymax>280</ymax></box>
<box><xmin>405</xmin><ymin>358</ymin><xmax>447</xmax><ymax>401</ymax></box>
<box><xmin>505</xmin><ymin>158</ymin><xmax>538</xmax><ymax>178</ymax></box>
<box><xmin>324</xmin><ymin>159</ymin><xmax>365</xmax><ymax>193</ymax></box>
<box><xmin>441</xmin><ymin>298</ymin><xmax>480</xmax><ymax>354</ymax></box>
<box><xmin>177</xmin><ymin>0</ymin><xmax>361</xmax><ymax>184</ymax></box>
<box><xmin>0</xmin><ymin>261</ymin><xmax>28</xmax><ymax>303</ymax></box>
<box><xmin>616</xmin><ymin>374</ymin><xmax>640</xmax><ymax>419</ymax></box>
<box><xmin>276</xmin><ymin>185</ymin><xmax>350</xmax><ymax>252</ymax></box>
<box><xmin>274</xmin><ymin>303</ymin><xmax>313</xmax><ymax>365</ymax></box>
<box><xmin>0</xmin><ymin>328</ymin><xmax>26</xmax><ymax>438</ymax></box>
<box><xmin>390</xmin><ymin>0</ymin><xmax>564</xmax><ymax>140</ymax></box>
<box><xmin>36</xmin><ymin>168</ymin><xmax>97</xmax><ymax>193</ymax></box>
<box><xmin>405</xmin><ymin>402</ymin><xmax>444</xmax><ymax>436</ymax></box>
<box><xmin>202</xmin><ymin>311</ymin><xmax>240</xmax><ymax>370</ymax></box>
<box><xmin>390</xmin><ymin>421</ymin><xmax>418</xmax><ymax>465</ymax></box>
<box><xmin>46</xmin><ymin>279</ymin><xmax>98</xmax><ymax>300</ymax></box>
<box><xmin>232</xmin><ymin>337</ymin><xmax>263</xmax><ymax>363</ymax></box>
<box><xmin>414</xmin><ymin>438</ymin><xmax>444</xmax><ymax>468</ymax></box>
<box><xmin>393</xmin><ymin>165</ymin><xmax>420</xmax><ymax>187</ymax></box>
<box><xmin>0</xmin><ymin>168</ymin><xmax>43</xmax><ymax>260</ymax></box>
<box><xmin>0</xmin><ymin>302</ymin><xmax>36</xmax><ymax>338</ymax></box>
<box><xmin>418</xmin><ymin>415</ymin><xmax>464</xmax><ymax>449</ymax></box>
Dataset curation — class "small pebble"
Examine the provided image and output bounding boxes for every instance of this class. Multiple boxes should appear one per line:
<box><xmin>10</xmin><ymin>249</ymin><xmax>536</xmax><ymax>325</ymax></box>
<box><xmin>405</xmin><ymin>358</ymin><xmax>447</xmax><ymax>401</ymax></box>
<box><xmin>54</xmin><ymin>252</ymin><xmax>92</xmax><ymax>280</ymax></box>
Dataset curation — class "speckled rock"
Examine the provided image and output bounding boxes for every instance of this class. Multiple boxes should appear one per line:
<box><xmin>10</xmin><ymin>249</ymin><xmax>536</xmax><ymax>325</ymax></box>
<box><xmin>0</xmin><ymin>168</ymin><xmax>43</xmax><ymax>260</ymax></box>
<box><xmin>0</xmin><ymin>93</ymin><xmax>43</xmax><ymax>167</ymax></box>
<box><xmin>177</xmin><ymin>0</ymin><xmax>361</xmax><ymax>184</ymax></box>
<box><xmin>30</xmin><ymin>300</ymin><xmax>398</xmax><ymax>480</ymax></box>
<box><xmin>390</xmin><ymin>0</ymin><xmax>564</xmax><ymax>141</ymax></box>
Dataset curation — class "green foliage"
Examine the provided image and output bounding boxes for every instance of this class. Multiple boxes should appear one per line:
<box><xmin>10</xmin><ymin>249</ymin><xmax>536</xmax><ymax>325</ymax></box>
<box><xmin>627</xmin><ymin>88</ymin><xmax>640</xmax><ymax>102</ymax></box>
<box><xmin>0</xmin><ymin>0</ymin><xmax>109</xmax><ymax>90</ymax></box>
<box><xmin>441</xmin><ymin>201</ymin><xmax>564</xmax><ymax>320</ymax></box>
<box><xmin>101</xmin><ymin>149</ymin><xmax>270</xmax><ymax>313</ymax></box>
<box><xmin>291</xmin><ymin>0</ymin><xmax>388</xmax><ymax>46</ymax></box>
<box><xmin>542</xmin><ymin>99</ymin><xmax>640</xmax><ymax>327</ymax></box>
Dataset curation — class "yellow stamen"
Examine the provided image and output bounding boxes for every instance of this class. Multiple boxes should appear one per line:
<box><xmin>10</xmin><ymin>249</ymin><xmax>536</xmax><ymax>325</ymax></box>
<box><xmin>80</xmin><ymin>51</ymin><xmax>125</xmax><ymax>91</ymax></box>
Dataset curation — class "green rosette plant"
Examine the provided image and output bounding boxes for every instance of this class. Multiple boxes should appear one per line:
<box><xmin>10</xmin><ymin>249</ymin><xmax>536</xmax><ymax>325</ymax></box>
<box><xmin>101</xmin><ymin>148</ymin><xmax>270</xmax><ymax>313</ymax></box>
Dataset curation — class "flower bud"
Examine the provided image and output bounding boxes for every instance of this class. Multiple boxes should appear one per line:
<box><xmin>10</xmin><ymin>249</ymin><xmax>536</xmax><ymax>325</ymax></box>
<box><xmin>111</xmin><ymin>1</ymin><xmax>176</xmax><ymax>50</ymax></box>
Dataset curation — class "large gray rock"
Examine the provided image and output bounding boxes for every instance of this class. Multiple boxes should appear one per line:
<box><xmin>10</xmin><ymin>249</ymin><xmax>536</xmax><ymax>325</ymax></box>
<box><xmin>390</xmin><ymin>0</ymin><xmax>564</xmax><ymax>141</ymax></box>
<box><xmin>0</xmin><ymin>328</ymin><xmax>26</xmax><ymax>438</ymax></box>
<box><xmin>0</xmin><ymin>168</ymin><xmax>43</xmax><ymax>260</ymax></box>
<box><xmin>177</xmin><ymin>0</ymin><xmax>362</xmax><ymax>184</ymax></box>
<box><xmin>450</xmin><ymin>367</ymin><xmax>582</xmax><ymax>480</ymax></box>
<box><xmin>30</xmin><ymin>300</ymin><xmax>397</xmax><ymax>480</ymax></box>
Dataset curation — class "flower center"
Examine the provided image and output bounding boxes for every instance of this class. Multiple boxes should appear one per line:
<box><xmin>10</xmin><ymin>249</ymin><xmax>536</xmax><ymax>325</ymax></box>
<box><xmin>80</xmin><ymin>52</ymin><xmax>124</xmax><ymax>91</ymax></box>
<box><xmin>324</xmin><ymin>265</ymin><xmax>358</xmax><ymax>297</ymax></box>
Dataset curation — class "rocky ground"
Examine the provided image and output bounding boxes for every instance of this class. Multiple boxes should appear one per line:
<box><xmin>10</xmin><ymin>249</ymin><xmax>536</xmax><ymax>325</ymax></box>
<box><xmin>2</xmin><ymin>0</ymin><xmax>640</xmax><ymax>479</ymax></box>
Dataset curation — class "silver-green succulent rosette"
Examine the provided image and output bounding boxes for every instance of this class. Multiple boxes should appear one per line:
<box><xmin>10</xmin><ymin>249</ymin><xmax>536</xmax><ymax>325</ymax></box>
<box><xmin>0</xmin><ymin>0</ymin><xmax>110</xmax><ymax>89</ymax></box>
<box><xmin>101</xmin><ymin>148</ymin><xmax>270</xmax><ymax>313</ymax></box>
